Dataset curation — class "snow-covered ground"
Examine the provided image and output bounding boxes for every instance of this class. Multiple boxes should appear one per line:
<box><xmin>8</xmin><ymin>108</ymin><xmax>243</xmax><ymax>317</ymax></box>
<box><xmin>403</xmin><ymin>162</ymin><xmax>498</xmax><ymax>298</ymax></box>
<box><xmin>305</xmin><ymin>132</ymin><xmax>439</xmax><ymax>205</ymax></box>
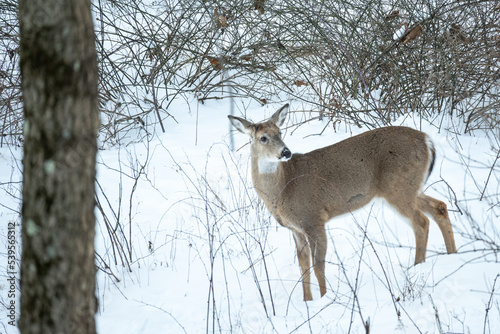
<box><xmin>1</xmin><ymin>98</ymin><xmax>499</xmax><ymax>333</ymax></box>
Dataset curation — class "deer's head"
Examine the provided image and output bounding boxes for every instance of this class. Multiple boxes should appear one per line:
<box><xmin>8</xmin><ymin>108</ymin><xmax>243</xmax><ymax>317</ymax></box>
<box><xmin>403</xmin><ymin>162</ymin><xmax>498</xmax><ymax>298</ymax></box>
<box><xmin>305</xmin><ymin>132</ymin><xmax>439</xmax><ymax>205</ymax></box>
<box><xmin>228</xmin><ymin>104</ymin><xmax>292</xmax><ymax>169</ymax></box>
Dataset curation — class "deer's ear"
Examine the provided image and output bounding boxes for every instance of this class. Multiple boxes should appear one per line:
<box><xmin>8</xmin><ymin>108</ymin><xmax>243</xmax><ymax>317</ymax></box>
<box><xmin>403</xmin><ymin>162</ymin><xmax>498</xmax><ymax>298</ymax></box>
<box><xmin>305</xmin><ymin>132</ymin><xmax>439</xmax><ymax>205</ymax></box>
<box><xmin>228</xmin><ymin>115</ymin><xmax>253</xmax><ymax>135</ymax></box>
<box><xmin>270</xmin><ymin>104</ymin><xmax>289</xmax><ymax>128</ymax></box>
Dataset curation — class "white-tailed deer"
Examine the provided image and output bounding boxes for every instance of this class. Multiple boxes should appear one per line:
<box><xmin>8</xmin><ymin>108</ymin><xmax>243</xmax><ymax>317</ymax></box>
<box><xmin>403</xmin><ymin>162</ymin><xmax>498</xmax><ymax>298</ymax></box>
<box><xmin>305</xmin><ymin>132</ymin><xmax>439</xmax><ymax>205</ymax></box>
<box><xmin>228</xmin><ymin>104</ymin><xmax>457</xmax><ymax>301</ymax></box>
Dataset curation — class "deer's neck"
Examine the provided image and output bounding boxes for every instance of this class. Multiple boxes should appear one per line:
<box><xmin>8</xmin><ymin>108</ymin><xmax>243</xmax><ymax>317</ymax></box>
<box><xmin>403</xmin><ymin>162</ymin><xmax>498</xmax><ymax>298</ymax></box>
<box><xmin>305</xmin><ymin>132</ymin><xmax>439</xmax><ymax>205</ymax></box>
<box><xmin>250</xmin><ymin>150</ymin><xmax>287</xmax><ymax>206</ymax></box>
<box><xmin>251</xmin><ymin>155</ymin><xmax>282</xmax><ymax>181</ymax></box>
<box><xmin>257</xmin><ymin>157</ymin><xmax>279</xmax><ymax>174</ymax></box>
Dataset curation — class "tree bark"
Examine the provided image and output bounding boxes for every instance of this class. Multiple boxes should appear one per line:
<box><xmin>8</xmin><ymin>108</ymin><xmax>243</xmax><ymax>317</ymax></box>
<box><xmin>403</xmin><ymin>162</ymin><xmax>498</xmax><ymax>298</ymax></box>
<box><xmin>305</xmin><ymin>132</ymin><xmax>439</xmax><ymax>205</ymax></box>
<box><xmin>19</xmin><ymin>0</ymin><xmax>98</xmax><ymax>333</ymax></box>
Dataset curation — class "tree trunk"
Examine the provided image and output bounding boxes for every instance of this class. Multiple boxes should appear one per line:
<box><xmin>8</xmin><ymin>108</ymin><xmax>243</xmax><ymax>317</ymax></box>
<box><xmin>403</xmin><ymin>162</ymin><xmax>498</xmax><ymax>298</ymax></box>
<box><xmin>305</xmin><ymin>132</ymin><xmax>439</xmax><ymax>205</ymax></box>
<box><xmin>19</xmin><ymin>0</ymin><xmax>98</xmax><ymax>333</ymax></box>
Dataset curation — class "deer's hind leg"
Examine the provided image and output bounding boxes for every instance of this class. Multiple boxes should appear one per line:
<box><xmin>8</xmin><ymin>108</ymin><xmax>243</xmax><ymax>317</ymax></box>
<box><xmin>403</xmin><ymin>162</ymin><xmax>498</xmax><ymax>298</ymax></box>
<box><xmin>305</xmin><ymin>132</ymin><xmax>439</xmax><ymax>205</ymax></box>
<box><xmin>410</xmin><ymin>208</ymin><xmax>430</xmax><ymax>265</ymax></box>
<box><xmin>390</xmin><ymin>204</ymin><xmax>431</xmax><ymax>265</ymax></box>
<box><xmin>417</xmin><ymin>194</ymin><xmax>457</xmax><ymax>254</ymax></box>
<box><xmin>386</xmin><ymin>194</ymin><xmax>430</xmax><ymax>265</ymax></box>
<box><xmin>292</xmin><ymin>231</ymin><xmax>313</xmax><ymax>301</ymax></box>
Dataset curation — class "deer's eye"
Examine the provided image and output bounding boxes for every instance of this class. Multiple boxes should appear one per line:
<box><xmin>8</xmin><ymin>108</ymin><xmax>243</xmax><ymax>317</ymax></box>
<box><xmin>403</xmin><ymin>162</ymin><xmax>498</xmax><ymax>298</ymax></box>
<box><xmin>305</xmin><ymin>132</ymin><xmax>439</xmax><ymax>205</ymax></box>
<box><xmin>260</xmin><ymin>136</ymin><xmax>268</xmax><ymax>143</ymax></box>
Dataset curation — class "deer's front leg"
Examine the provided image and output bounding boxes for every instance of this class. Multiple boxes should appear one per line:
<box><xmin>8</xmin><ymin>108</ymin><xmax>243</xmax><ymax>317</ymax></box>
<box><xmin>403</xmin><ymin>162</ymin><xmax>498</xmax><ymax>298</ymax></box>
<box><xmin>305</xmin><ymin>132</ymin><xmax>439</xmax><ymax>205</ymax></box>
<box><xmin>292</xmin><ymin>231</ymin><xmax>313</xmax><ymax>301</ymax></box>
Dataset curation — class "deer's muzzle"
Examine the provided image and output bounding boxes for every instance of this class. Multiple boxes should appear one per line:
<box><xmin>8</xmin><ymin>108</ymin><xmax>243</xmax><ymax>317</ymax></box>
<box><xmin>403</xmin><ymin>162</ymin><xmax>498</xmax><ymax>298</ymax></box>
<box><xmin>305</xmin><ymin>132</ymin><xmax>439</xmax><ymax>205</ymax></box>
<box><xmin>281</xmin><ymin>147</ymin><xmax>292</xmax><ymax>160</ymax></box>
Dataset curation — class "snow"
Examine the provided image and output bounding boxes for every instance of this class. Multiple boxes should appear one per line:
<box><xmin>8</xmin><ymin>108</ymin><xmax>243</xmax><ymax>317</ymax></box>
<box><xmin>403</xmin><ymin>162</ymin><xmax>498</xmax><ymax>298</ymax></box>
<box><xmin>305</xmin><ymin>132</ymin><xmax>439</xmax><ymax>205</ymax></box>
<box><xmin>1</xmin><ymin>97</ymin><xmax>499</xmax><ymax>333</ymax></box>
<box><xmin>393</xmin><ymin>25</ymin><xmax>407</xmax><ymax>41</ymax></box>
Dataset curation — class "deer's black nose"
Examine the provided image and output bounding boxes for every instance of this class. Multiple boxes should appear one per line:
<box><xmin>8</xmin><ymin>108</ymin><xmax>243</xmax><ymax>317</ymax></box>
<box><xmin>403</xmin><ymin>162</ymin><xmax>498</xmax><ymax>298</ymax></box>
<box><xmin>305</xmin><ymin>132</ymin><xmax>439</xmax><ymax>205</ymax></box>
<box><xmin>281</xmin><ymin>147</ymin><xmax>291</xmax><ymax>159</ymax></box>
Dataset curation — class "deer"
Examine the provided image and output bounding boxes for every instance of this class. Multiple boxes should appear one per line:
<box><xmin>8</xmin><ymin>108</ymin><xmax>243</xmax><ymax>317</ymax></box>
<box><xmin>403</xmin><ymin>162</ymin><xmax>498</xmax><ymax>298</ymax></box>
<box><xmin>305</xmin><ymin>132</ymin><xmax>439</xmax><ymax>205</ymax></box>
<box><xmin>228</xmin><ymin>104</ymin><xmax>457</xmax><ymax>301</ymax></box>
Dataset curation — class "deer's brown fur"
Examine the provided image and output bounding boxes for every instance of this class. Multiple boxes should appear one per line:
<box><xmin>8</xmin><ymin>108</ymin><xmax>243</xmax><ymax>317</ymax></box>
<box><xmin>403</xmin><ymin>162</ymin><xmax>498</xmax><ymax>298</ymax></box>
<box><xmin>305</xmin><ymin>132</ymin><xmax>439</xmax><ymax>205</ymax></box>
<box><xmin>229</xmin><ymin>104</ymin><xmax>457</xmax><ymax>301</ymax></box>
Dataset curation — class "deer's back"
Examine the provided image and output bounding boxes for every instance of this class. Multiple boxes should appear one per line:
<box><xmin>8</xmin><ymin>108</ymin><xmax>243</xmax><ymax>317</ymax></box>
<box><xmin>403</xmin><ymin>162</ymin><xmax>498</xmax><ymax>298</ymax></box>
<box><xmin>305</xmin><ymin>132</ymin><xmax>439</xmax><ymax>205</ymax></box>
<box><xmin>275</xmin><ymin>126</ymin><xmax>430</xmax><ymax>224</ymax></box>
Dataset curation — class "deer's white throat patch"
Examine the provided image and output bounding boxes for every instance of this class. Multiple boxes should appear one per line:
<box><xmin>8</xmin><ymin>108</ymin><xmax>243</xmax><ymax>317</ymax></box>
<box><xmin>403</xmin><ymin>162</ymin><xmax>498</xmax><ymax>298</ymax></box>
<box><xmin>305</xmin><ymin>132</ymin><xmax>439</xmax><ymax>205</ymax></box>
<box><xmin>258</xmin><ymin>158</ymin><xmax>279</xmax><ymax>174</ymax></box>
